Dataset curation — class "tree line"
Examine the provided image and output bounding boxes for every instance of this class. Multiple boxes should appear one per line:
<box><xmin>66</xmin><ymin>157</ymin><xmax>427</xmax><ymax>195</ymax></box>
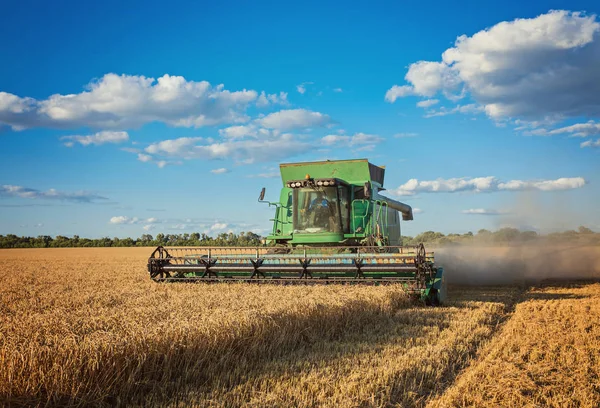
<box><xmin>0</xmin><ymin>232</ymin><xmax>263</xmax><ymax>248</ymax></box>
<box><xmin>0</xmin><ymin>226</ymin><xmax>598</xmax><ymax>249</ymax></box>
<box><xmin>400</xmin><ymin>226</ymin><xmax>600</xmax><ymax>246</ymax></box>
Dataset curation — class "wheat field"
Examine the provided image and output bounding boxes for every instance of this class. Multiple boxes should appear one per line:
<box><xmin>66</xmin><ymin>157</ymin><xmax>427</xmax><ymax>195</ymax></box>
<box><xmin>1</xmin><ymin>247</ymin><xmax>599</xmax><ymax>407</ymax></box>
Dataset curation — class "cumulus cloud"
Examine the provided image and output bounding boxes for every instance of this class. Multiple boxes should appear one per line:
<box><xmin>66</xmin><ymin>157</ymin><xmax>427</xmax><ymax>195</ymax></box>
<box><xmin>385</xmin><ymin>10</ymin><xmax>600</xmax><ymax>122</ymax></box>
<box><xmin>257</xmin><ymin>109</ymin><xmax>331</xmax><ymax>130</ymax></box>
<box><xmin>256</xmin><ymin>91</ymin><xmax>289</xmax><ymax>107</ymax></box>
<box><xmin>416</xmin><ymin>99</ymin><xmax>439</xmax><ymax>108</ymax></box>
<box><xmin>321</xmin><ymin>132</ymin><xmax>383</xmax><ymax>147</ymax></box>
<box><xmin>217</xmin><ymin>124</ymin><xmax>277</xmax><ymax>140</ymax></box>
<box><xmin>109</xmin><ymin>216</ymin><xmax>139</xmax><ymax>224</ymax></box>
<box><xmin>135</xmin><ymin>152</ymin><xmax>174</xmax><ymax>168</ymax></box>
<box><xmin>333</xmin><ymin>88</ymin><xmax>343</xmax><ymax>93</ymax></box>
<box><xmin>0</xmin><ymin>73</ymin><xmax>260</xmax><ymax>130</ymax></box>
<box><xmin>210</xmin><ymin>168</ymin><xmax>230</xmax><ymax>174</ymax></box>
<box><xmin>581</xmin><ymin>138</ymin><xmax>600</xmax><ymax>148</ymax></box>
<box><xmin>143</xmin><ymin>133</ymin><xmax>311</xmax><ymax>164</ymax></box>
<box><xmin>210</xmin><ymin>222</ymin><xmax>228</xmax><ymax>231</ymax></box>
<box><xmin>384</xmin><ymin>85</ymin><xmax>414</xmax><ymax>103</ymax></box>
<box><xmin>462</xmin><ymin>208</ymin><xmax>506</xmax><ymax>215</ymax></box>
<box><xmin>145</xmin><ymin>137</ymin><xmax>202</xmax><ymax>155</ymax></box>
<box><xmin>0</xmin><ymin>185</ymin><xmax>107</xmax><ymax>203</ymax></box>
<box><xmin>219</xmin><ymin>125</ymin><xmax>259</xmax><ymax>139</ymax></box>
<box><xmin>393</xmin><ymin>176</ymin><xmax>586</xmax><ymax>196</ymax></box>
<box><xmin>61</xmin><ymin>131</ymin><xmax>129</xmax><ymax>147</ymax></box>
<box><xmin>137</xmin><ymin>153</ymin><xmax>153</xmax><ymax>163</ymax></box>
<box><xmin>413</xmin><ymin>208</ymin><xmax>424</xmax><ymax>214</ymax></box>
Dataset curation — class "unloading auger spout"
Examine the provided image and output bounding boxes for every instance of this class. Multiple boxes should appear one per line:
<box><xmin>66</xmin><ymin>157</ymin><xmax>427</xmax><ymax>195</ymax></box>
<box><xmin>377</xmin><ymin>195</ymin><xmax>413</xmax><ymax>221</ymax></box>
<box><xmin>147</xmin><ymin>159</ymin><xmax>446</xmax><ymax>305</ymax></box>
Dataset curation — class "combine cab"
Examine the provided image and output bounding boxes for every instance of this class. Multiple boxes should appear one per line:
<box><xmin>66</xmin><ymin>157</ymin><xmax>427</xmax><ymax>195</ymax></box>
<box><xmin>148</xmin><ymin>159</ymin><xmax>446</xmax><ymax>304</ymax></box>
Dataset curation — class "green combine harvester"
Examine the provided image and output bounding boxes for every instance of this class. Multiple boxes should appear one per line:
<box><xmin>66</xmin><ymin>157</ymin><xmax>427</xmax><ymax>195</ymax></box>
<box><xmin>148</xmin><ymin>159</ymin><xmax>446</xmax><ymax>304</ymax></box>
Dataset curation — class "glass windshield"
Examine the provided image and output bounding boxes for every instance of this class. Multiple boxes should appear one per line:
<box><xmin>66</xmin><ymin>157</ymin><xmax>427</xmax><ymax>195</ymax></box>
<box><xmin>293</xmin><ymin>187</ymin><xmax>342</xmax><ymax>233</ymax></box>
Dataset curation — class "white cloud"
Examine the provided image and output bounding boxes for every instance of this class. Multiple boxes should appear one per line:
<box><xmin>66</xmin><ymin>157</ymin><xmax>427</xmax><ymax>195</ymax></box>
<box><xmin>385</xmin><ymin>10</ymin><xmax>600</xmax><ymax>122</ymax></box>
<box><xmin>109</xmin><ymin>216</ymin><xmax>139</xmax><ymax>224</ymax></box>
<box><xmin>137</xmin><ymin>153</ymin><xmax>153</xmax><ymax>163</ymax></box>
<box><xmin>321</xmin><ymin>132</ymin><xmax>383</xmax><ymax>147</ymax></box>
<box><xmin>218</xmin><ymin>125</ymin><xmax>259</xmax><ymax>139</ymax></box>
<box><xmin>416</xmin><ymin>99</ymin><xmax>439</xmax><ymax>108</ymax></box>
<box><xmin>296</xmin><ymin>82</ymin><xmax>313</xmax><ymax>94</ymax></box>
<box><xmin>135</xmin><ymin>152</ymin><xmax>176</xmax><ymax>168</ymax></box>
<box><xmin>413</xmin><ymin>208</ymin><xmax>423</xmax><ymax>214</ymax></box>
<box><xmin>0</xmin><ymin>73</ymin><xmax>259</xmax><ymax>130</ymax></box>
<box><xmin>143</xmin><ymin>224</ymin><xmax>155</xmax><ymax>231</ymax></box>
<box><xmin>60</xmin><ymin>131</ymin><xmax>129</xmax><ymax>146</ymax></box>
<box><xmin>546</xmin><ymin>121</ymin><xmax>600</xmax><ymax>137</ymax></box>
<box><xmin>393</xmin><ymin>176</ymin><xmax>586</xmax><ymax>195</ymax></box>
<box><xmin>143</xmin><ymin>133</ymin><xmax>311</xmax><ymax>164</ymax></box>
<box><xmin>424</xmin><ymin>104</ymin><xmax>484</xmax><ymax>118</ymax></box>
<box><xmin>384</xmin><ymin>85</ymin><xmax>414</xmax><ymax>103</ymax></box>
<box><xmin>462</xmin><ymin>208</ymin><xmax>506</xmax><ymax>215</ymax></box>
<box><xmin>333</xmin><ymin>88</ymin><xmax>343</xmax><ymax>93</ymax></box>
<box><xmin>257</xmin><ymin>109</ymin><xmax>331</xmax><ymax>130</ymax></box>
<box><xmin>581</xmin><ymin>138</ymin><xmax>600</xmax><ymax>148</ymax></box>
<box><xmin>256</xmin><ymin>91</ymin><xmax>289</xmax><ymax>107</ymax></box>
<box><xmin>210</xmin><ymin>222</ymin><xmax>228</xmax><ymax>231</ymax></box>
<box><xmin>211</xmin><ymin>168</ymin><xmax>230</xmax><ymax>174</ymax></box>
<box><xmin>145</xmin><ymin>137</ymin><xmax>202</xmax><ymax>155</ymax></box>
<box><xmin>0</xmin><ymin>185</ymin><xmax>107</xmax><ymax>203</ymax></box>
<box><xmin>146</xmin><ymin>217</ymin><xmax>159</xmax><ymax>223</ymax></box>
<box><xmin>498</xmin><ymin>178</ymin><xmax>586</xmax><ymax>191</ymax></box>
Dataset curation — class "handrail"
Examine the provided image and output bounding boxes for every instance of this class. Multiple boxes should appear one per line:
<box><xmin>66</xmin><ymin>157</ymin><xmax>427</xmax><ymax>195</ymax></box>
<box><xmin>351</xmin><ymin>199</ymin><xmax>371</xmax><ymax>236</ymax></box>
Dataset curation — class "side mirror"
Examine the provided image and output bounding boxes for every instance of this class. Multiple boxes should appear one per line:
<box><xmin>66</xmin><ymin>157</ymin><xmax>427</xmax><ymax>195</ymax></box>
<box><xmin>258</xmin><ymin>187</ymin><xmax>266</xmax><ymax>201</ymax></box>
<box><xmin>363</xmin><ymin>182</ymin><xmax>371</xmax><ymax>199</ymax></box>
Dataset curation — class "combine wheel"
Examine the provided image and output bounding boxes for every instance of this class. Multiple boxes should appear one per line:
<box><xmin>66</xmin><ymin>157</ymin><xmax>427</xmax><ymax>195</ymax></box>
<box><xmin>148</xmin><ymin>260</ymin><xmax>164</xmax><ymax>281</ymax></box>
<box><xmin>148</xmin><ymin>246</ymin><xmax>172</xmax><ymax>282</ymax></box>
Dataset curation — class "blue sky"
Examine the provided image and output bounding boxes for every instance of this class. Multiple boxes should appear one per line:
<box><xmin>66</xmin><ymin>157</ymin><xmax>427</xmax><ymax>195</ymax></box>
<box><xmin>1</xmin><ymin>0</ymin><xmax>599</xmax><ymax>238</ymax></box>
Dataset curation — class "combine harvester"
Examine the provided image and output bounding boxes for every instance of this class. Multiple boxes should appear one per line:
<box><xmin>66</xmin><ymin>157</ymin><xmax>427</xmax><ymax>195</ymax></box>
<box><xmin>148</xmin><ymin>159</ymin><xmax>446</xmax><ymax>304</ymax></box>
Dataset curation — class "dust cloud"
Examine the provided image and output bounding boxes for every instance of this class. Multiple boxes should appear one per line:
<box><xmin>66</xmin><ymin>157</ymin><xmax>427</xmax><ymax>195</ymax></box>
<box><xmin>434</xmin><ymin>190</ymin><xmax>600</xmax><ymax>285</ymax></box>
<box><xmin>435</xmin><ymin>244</ymin><xmax>600</xmax><ymax>285</ymax></box>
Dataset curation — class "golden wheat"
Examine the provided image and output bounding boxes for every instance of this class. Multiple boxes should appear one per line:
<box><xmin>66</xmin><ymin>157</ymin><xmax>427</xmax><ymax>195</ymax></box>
<box><xmin>1</xmin><ymin>247</ymin><xmax>599</xmax><ymax>407</ymax></box>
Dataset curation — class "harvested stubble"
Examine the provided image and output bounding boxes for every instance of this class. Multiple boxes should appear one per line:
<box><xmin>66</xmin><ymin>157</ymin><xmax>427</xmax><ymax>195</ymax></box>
<box><xmin>429</xmin><ymin>283</ymin><xmax>600</xmax><ymax>408</ymax></box>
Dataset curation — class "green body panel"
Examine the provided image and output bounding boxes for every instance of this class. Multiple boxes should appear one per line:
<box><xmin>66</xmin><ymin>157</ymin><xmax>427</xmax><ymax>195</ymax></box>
<box><xmin>279</xmin><ymin>159</ymin><xmax>376</xmax><ymax>185</ymax></box>
<box><xmin>290</xmin><ymin>232</ymin><xmax>345</xmax><ymax>245</ymax></box>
